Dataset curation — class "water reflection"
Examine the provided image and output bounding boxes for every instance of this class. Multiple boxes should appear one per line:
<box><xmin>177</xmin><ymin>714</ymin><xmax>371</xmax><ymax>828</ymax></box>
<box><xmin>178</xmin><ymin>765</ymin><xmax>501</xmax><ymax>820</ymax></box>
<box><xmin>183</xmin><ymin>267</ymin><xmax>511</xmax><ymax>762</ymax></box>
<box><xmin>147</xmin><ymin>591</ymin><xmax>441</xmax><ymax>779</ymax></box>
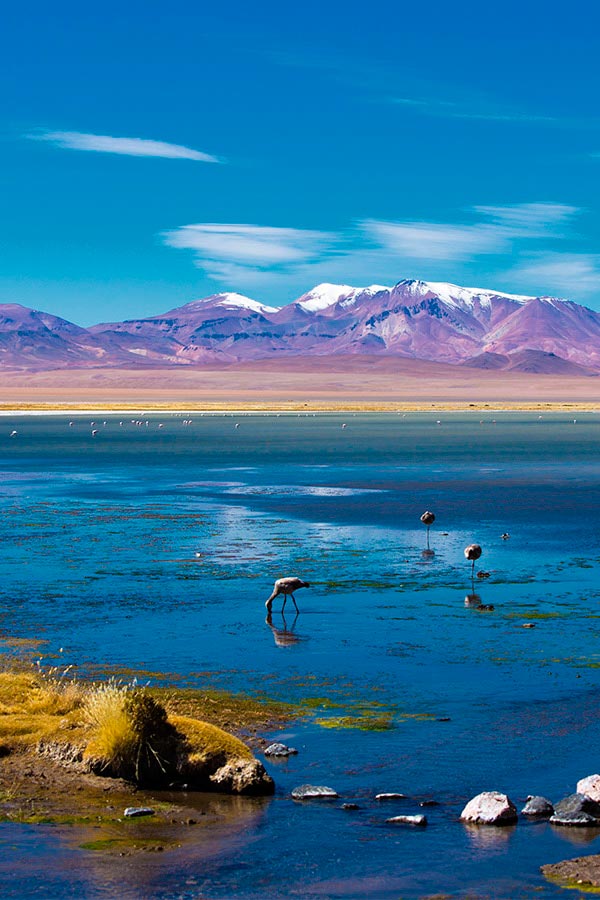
<box><xmin>549</xmin><ymin>823</ymin><xmax>600</xmax><ymax>846</ymax></box>
<box><xmin>265</xmin><ymin>612</ymin><xmax>304</xmax><ymax>647</ymax></box>
<box><xmin>421</xmin><ymin>549</ymin><xmax>435</xmax><ymax>560</ymax></box>
<box><xmin>464</xmin><ymin>593</ymin><xmax>482</xmax><ymax>608</ymax></box>
<box><xmin>463</xmin><ymin>822</ymin><xmax>516</xmax><ymax>850</ymax></box>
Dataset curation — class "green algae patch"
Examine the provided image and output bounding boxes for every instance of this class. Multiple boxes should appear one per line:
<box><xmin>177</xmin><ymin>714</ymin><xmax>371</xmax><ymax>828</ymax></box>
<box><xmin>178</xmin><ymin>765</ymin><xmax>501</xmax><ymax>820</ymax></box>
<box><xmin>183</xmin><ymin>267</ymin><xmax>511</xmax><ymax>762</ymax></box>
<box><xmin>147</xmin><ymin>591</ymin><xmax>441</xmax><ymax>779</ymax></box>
<box><xmin>314</xmin><ymin>714</ymin><xmax>394</xmax><ymax>731</ymax></box>
<box><xmin>505</xmin><ymin>611</ymin><xmax>564</xmax><ymax>620</ymax></box>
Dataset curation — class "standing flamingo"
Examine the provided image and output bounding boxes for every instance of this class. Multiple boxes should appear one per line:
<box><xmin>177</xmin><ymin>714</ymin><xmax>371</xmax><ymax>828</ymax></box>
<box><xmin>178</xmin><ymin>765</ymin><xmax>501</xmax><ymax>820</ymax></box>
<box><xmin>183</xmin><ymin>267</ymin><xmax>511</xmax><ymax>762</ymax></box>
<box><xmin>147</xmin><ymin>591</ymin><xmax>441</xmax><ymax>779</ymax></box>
<box><xmin>420</xmin><ymin>511</ymin><xmax>435</xmax><ymax>550</ymax></box>
<box><xmin>464</xmin><ymin>544</ymin><xmax>482</xmax><ymax>583</ymax></box>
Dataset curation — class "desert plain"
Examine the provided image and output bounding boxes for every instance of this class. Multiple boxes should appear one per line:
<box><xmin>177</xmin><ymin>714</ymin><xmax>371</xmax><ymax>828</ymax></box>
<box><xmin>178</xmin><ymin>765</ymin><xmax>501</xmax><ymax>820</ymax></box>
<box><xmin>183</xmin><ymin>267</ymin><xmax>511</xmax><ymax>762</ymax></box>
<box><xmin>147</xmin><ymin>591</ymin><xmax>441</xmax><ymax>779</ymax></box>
<box><xmin>0</xmin><ymin>356</ymin><xmax>598</xmax><ymax>411</ymax></box>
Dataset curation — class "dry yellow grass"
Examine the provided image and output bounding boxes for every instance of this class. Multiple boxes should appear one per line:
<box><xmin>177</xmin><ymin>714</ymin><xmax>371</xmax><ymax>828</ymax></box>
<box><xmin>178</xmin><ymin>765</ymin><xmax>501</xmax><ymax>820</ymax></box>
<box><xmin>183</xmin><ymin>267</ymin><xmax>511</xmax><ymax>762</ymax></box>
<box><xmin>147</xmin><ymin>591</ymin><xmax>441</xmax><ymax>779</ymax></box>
<box><xmin>82</xmin><ymin>682</ymin><xmax>137</xmax><ymax>773</ymax></box>
<box><xmin>0</xmin><ymin>671</ymin><xmax>85</xmax><ymax>753</ymax></box>
<box><xmin>170</xmin><ymin>714</ymin><xmax>253</xmax><ymax>763</ymax></box>
<box><xmin>0</xmin><ymin>668</ymin><xmax>261</xmax><ymax>788</ymax></box>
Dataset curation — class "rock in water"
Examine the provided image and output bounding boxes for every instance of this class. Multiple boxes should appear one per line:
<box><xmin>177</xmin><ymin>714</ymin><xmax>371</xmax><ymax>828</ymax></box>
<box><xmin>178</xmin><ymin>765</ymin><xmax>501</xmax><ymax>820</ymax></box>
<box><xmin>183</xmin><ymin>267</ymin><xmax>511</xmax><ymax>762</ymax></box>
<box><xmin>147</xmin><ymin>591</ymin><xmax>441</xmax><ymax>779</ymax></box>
<box><xmin>550</xmin><ymin>793</ymin><xmax>600</xmax><ymax>826</ymax></box>
<box><xmin>209</xmin><ymin>760</ymin><xmax>274</xmax><ymax>796</ymax></box>
<box><xmin>291</xmin><ymin>784</ymin><xmax>339</xmax><ymax>800</ymax></box>
<box><xmin>521</xmin><ymin>796</ymin><xmax>554</xmax><ymax>818</ymax></box>
<box><xmin>542</xmin><ymin>854</ymin><xmax>600</xmax><ymax>888</ymax></box>
<box><xmin>577</xmin><ymin>775</ymin><xmax>600</xmax><ymax>803</ymax></box>
<box><xmin>124</xmin><ymin>807</ymin><xmax>155</xmax><ymax>818</ymax></box>
<box><xmin>375</xmin><ymin>792</ymin><xmax>407</xmax><ymax>801</ymax></box>
<box><xmin>460</xmin><ymin>792</ymin><xmax>518</xmax><ymax>825</ymax></box>
<box><xmin>386</xmin><ymin>814</ymin><xmax>428</xmax><ymax>826</ymax></box>
<box><xmin>264</xmin><ymin>743</ymin><xmax>298</xmax><ymax>757</ymax></box>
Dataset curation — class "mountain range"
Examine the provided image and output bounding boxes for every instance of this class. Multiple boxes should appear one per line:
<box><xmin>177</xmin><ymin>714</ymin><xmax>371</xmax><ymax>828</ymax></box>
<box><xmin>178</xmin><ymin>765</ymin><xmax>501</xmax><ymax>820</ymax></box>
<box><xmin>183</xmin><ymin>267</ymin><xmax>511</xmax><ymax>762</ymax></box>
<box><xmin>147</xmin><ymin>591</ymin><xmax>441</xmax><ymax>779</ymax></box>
<box><xmin>2</xmin><ymin>279</ymin><xmax>600</xmax><ymax>375</ymax></box>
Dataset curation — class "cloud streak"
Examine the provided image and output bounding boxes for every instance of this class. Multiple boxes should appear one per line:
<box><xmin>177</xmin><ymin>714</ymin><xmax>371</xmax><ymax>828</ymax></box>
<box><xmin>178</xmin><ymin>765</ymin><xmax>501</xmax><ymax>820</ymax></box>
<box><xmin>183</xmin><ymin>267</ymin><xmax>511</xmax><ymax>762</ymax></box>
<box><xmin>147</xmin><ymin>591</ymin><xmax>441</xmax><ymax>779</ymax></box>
<box><xmin>163</xmin><ymin>223</ymin><xmax>338</xmax><ymax>278</ymax></box>
<box><xmin>162</xmin><ymin>203</ymin><xmax>588</xmax><ymax>300</ymax></box>
<box><xmin>30</xmin><ymin>131</ymin><xmax>220</xmax><ymax>162</ymax></box>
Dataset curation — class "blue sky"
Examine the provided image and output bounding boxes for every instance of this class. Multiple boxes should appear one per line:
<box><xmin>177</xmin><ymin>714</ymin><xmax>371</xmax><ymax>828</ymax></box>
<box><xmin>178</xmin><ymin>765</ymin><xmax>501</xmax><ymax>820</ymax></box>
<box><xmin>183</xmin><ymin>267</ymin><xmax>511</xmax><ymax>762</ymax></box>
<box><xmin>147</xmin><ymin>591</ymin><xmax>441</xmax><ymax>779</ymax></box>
<box><xmin>2</xmin><ymin>0</ymin><xmax>600</xmax><ymax>323</ymax></box>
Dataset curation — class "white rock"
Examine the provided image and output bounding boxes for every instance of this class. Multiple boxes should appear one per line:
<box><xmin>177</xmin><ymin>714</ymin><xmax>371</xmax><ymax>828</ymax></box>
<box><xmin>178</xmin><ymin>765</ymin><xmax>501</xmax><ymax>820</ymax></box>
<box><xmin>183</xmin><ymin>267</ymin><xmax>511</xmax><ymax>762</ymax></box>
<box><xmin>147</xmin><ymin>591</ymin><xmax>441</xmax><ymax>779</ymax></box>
<box><xmin>386</xmin><ymin>814</ymin><xmax>427</xmax><ymax>826</ymax></box>
<box><xmin>460</xmin><ymin>791</ymin><xmax>517</xmax><ymax>825</ymax></box>
<box><xmin>375</xmin><ymin>792</ymin><xmax>407</xmax><ymax>801</ymax></box>
<box><xmin>577</xmin><ymin>774</ymin><xmax>600</xmax><ymax>802</ymax></box>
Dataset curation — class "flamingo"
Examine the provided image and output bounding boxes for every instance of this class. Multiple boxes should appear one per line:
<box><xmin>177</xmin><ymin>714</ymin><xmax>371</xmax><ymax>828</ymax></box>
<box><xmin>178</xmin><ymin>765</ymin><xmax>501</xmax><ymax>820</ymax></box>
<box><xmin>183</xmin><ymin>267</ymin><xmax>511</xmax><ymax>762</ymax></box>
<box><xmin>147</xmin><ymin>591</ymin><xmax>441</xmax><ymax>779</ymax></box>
<box><xmin>266</xmin><ymin>577</ymin><xmax>310</xmax><ymax>614</ymax></box>
<box><xmin>464</xmin><ymin>544</ymin><xmax>482</xmax><ymax>582</ymax></box>
<box><xmin>420</xmin><ymin>511</ymin><xmax>435</xmax><ymax>550</ymax></box>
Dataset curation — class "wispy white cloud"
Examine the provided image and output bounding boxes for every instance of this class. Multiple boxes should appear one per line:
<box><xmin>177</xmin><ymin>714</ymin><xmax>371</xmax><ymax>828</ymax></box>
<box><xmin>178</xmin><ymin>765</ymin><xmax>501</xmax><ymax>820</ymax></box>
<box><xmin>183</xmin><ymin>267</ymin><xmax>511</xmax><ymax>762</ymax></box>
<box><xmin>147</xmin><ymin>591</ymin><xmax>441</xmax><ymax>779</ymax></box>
<box><xmin>360</xmin><ymin>220</ymin><xmax>507</xmax><ymax>261</ymax></box>
<box><xmin>29</xmin><ymin>131</ymin><xmax>220</xmax><ymax>162</ymax></box>
<box><xmin>512</xmin><ymin>253</ymin><xmax>600</xmax><ymax>297</ymax></box>
<box><xmin>473</xmin><ymin>202</ymin><xmax>578</xmax><ymax>232</ymax></box>
<box><xmin>162</xmin><ymin>203</ymin><xmax>588</xmax><ymax>300</ymax></box>
<box><xmin>392</xmin><ymin>97</ymin><xmax>557</xmax><ymax>124</ymax></box>
<box><xmin>163</xmin><ymin>223</ymin><xmax>338</xmax><ymax>277</ymax></box>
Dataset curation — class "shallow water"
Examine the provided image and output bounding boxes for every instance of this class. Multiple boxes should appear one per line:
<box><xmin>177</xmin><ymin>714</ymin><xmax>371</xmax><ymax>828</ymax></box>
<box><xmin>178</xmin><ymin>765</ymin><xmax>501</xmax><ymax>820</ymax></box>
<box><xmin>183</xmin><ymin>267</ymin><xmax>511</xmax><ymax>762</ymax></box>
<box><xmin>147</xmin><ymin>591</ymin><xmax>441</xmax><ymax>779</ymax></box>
<box><xmin>1</xmin><ymin>411</ymin><xmax>600</xmax><ymax>898</ymax></box>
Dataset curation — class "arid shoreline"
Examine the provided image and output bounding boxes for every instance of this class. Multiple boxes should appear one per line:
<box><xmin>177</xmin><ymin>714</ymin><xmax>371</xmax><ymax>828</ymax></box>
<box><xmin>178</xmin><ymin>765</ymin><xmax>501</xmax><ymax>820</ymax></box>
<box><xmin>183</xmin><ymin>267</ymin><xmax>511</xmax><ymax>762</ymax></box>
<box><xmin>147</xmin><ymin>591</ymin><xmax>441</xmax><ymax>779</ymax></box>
<box><xmin>0</xmin><ymin>356</ymin><xmax>598</xmax><ymax>411</ymax></box>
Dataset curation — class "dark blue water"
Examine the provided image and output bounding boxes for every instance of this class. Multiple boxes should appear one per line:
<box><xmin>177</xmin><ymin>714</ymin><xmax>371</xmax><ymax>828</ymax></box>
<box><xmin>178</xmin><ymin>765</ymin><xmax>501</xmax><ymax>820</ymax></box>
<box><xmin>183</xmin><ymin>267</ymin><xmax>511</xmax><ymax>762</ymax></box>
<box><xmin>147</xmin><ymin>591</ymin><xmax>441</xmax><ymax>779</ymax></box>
<box><xmin>1</xmin><ymin>411</ymin><xmax>600</xmax><ymax>898</ymax></box>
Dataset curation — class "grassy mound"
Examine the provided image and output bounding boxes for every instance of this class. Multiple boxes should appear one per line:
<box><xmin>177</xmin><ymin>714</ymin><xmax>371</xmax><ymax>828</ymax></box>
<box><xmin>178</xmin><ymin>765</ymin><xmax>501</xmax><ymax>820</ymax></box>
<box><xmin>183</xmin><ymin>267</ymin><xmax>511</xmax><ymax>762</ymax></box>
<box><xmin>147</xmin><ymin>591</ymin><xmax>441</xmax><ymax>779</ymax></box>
<box><xmin>0</xmin><ymin>667</ymin><xmax>273</xmax><ymax>794</ymax></box>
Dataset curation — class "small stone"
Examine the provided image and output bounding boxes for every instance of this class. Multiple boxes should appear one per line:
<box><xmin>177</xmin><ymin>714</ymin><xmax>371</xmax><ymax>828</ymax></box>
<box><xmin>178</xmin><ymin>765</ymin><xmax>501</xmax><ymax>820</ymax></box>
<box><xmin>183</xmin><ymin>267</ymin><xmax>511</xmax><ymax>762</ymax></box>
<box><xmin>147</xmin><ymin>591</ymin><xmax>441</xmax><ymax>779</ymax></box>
<box><xmin>123</xmin><ymin>807</ymin><xmax>155</xmax><ymax>818</ymax></box>
<box><xmin>436</xmin><ymin>717</ymin><xmax>451</xmax><ymax>722</ymax></box>
<box><xmin>375</xmin><ymin>793</ymin><xmax>407</xmax><ymax>801</ymax></box>
<box><xmin>291</xmin><ymin>784</ymin><xmax>339</xmax><ymax>800</ymax></box>
<box><xmin>521</xmin><ymin>796</ymin><xmax>554</xmax><ymax>818</ymax></box>
<box><xmin>264</xmin><ymin>743</ymin><xmax>298</xmax><ymax>757</ymax></box>
<box><xmin>522</xmin><ymin>623</ymin><xmax>536</xmax><ymax>628</ymax></box>
<box><xmin>460</xmin><ymin>792</ymin><xmax>517</xmax><ymax>825</ymax></box>
<box><xmin>577</xmin><ymin>775</ymin><xmax>600</xmax><ymax>803</ymax></box>
<box><xmin>386</xmin><ymin>814</ymin><xmax>427</xmax><ymax>826</ymax></box>
<box><xmin>476</xmin><ymin>571</ymin><xmax>491</xmax><ymax>579</ymax></box>
<box><xmin>420</xmin><ymin>800</ymin><xmax>440</xmax><ymax>807</ymax></box>
<box><xmin>476</xmin><ymin>604</ymin><xmax>495</xmax><ymax>612</ymax></box>
<box><xmin>550</xmin><ymin>793</ymin><xmax>600</xmax><ymax>826</ymax></box>
<box><xmin>342</xmin><ymin>803</ymin><xmax>359</xmax><ymax>810</ymax></box>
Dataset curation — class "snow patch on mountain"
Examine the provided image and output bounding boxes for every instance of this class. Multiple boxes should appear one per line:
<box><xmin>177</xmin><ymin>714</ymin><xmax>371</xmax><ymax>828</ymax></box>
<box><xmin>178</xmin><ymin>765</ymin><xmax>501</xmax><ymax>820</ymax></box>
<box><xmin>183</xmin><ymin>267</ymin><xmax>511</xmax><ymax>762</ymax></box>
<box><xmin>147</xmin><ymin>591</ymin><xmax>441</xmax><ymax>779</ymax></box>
<box><xmin>185</xmin><ymin>293</ymin><xmax>278</xmax><ymax>314</ymax></box>
<box><xmin>396</xmin><ymin>279</ymin><xmax>535</xmax><ymax>309</ymax></box>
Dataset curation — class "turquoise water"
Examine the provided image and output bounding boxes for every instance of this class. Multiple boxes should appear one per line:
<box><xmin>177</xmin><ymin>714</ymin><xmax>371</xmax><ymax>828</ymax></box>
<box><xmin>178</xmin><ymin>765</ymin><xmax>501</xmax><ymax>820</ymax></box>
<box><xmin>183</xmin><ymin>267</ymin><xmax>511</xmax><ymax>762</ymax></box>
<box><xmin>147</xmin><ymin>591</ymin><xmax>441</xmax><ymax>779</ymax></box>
<box><xmin>1</xmin><ymin>411</ymin><xmax>600</xmax><ymax>898</ymax></box>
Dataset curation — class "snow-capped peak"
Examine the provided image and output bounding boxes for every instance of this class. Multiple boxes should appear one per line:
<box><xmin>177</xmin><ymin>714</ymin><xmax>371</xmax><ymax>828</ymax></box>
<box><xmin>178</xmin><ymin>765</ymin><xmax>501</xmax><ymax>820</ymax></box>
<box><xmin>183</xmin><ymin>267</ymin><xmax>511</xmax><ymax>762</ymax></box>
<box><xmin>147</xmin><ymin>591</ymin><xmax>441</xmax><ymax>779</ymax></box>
<box><xmin>187</xmin><ymin>293</ymin><xmax>278</xmax><ymax>314</ymax></box>
<box><xmin>396</xmin><ymin>279</ymin><xmax>535</xmax><ymax>310</ymax></box>
<box><xmin>296</xmin><ymin>283</ymin><xmax>390</xmax><ymax>312</ymax></box>
<box><xmin>296</xmin><ymin>284</ymin><xmax>356</xmax><ymax>312</ymax></box>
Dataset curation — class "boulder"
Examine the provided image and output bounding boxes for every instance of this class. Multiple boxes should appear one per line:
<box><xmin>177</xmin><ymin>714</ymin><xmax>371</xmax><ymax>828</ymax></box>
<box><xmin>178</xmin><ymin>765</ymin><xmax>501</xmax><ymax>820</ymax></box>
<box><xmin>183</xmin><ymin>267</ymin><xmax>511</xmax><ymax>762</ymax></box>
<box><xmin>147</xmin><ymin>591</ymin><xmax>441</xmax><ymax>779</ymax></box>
<box><xmin>521</xmin><ymin>796</ymin><xmax>554</xmax><ymax>818</ymax></box>
<box><xmin>577</xmin><ymin>775</ymin><xmax>600</xmax><ymax>803</ymax></box>
<box><xmin>264</xmin><ymin>743</ymin><xmax>298</xmax><ymax>757</ymax></box>
<box><xmin>550</xmin><ymin>793</ymin><xmax>600</xmax><ymax>826</ymax></box>
<box><xmin>375</xmin><ymin>792</ymin><xmax>406</xmax><ymax>801</ymax></box>
<box><xmin>386</xmin><ymin>814</ymin><xmax>427</xmax><ymax>826</ymax></box>
<box><xmin>291</xmin><ymin>784</ymin><xmax>338</xmax><ymax>800</ymax></box>
<box><xmin>460</xmin><ymin>792</ymin><xmax>518</xmax><ymax>825</ymax></box>
<box><xmin>209</xmin><ymin>759</ymin><xmax>274</xmax><ymax>796</ymax></box>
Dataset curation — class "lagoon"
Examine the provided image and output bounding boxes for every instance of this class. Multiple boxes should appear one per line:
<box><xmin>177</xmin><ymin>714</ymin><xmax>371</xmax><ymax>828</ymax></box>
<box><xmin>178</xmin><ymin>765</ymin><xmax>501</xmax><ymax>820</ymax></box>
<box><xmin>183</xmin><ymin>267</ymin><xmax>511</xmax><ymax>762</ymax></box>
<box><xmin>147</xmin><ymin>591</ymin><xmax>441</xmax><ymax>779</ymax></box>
<box><xmin>1</xmin><ymin>411</ymin><xmax>600</xmax><ymax>898</ymax></box>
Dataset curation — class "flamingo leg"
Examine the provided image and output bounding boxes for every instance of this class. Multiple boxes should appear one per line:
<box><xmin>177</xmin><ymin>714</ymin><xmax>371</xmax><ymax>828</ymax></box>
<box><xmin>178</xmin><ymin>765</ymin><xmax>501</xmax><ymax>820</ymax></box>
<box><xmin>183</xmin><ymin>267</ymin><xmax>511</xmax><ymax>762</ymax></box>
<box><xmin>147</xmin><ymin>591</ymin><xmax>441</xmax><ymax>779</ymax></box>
<box><xmin>426</xmin><ymin>526</ymin><xmax>430</xmax><ymax>550</ymax></box>
<box><xmin>281</xmin><ymin>594</ymin><xmax>287</xmax><ymax>612</ymax></box>
<box><xmin>291</xmin><ymin>592</ymin><xmax>299</xmax><ymax>613</ymax></box>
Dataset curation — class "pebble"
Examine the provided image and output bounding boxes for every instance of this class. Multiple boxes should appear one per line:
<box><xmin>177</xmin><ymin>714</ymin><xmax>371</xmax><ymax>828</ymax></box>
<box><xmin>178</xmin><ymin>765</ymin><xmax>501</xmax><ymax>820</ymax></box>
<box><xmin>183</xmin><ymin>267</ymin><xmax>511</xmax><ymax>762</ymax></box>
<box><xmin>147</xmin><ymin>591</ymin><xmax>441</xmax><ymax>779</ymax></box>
<box><xmin>386</xmin><ymin>814</ymin><xmax>428</xmax><ymax>826</ymax></box>
<box><xmin>124</xmin><ymin>807</ymin><xmax>155</xmax><ymax>818</ymax></box>
<box><xmin>291</xmin><ymin>784</ymin><xmax>339</xmax><ymax>800</ymax></box>
<box><xmin>522</xmin><ymin>623</ymin><xmax>536</xmax><ymax>628</ymax></box>
<box><xmin>264</xmin><ymin>743</ymin><xmax>298</xmax><ymax>757</ymax></box>
<box><xmin>341</xmin><ymin>803</ymin><xmax>359</xmax><ymax>810</ymax></box>
<box><xmin>375</xmin><ymin>793</ymin><xmax>406</xmax><ymax>801</ymax></box>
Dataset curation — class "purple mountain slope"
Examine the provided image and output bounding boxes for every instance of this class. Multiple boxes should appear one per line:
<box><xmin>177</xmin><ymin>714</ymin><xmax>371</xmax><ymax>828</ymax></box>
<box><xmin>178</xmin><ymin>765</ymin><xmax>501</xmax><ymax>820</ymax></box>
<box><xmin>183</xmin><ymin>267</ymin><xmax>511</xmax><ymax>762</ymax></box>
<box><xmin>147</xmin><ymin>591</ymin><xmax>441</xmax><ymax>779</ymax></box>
<box><xmin>4</xmin><ymin>280</ymin><xmax>600</xmax><ymax>372</ymax></box>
